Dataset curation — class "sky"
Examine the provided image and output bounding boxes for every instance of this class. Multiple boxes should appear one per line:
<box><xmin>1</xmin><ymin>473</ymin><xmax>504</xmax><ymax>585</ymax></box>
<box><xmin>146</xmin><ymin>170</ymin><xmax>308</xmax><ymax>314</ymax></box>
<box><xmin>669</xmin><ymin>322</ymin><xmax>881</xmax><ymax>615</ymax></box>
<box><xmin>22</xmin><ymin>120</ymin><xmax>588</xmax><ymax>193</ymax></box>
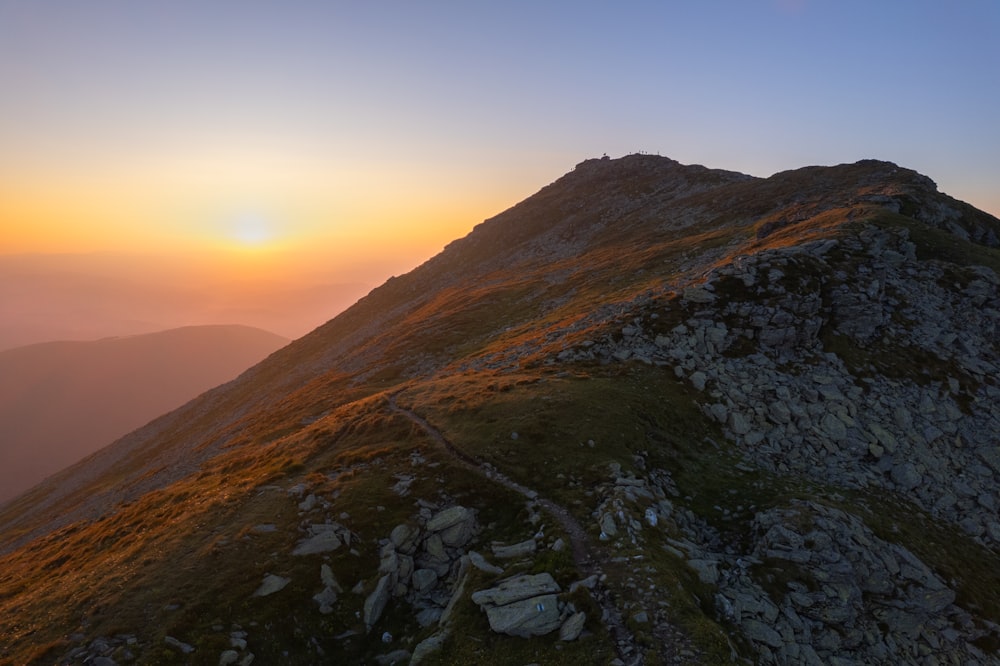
<box><xmin>1</xmin><ymin>0</ymin><xmax>998</xmax><ymax>345</ymax></box>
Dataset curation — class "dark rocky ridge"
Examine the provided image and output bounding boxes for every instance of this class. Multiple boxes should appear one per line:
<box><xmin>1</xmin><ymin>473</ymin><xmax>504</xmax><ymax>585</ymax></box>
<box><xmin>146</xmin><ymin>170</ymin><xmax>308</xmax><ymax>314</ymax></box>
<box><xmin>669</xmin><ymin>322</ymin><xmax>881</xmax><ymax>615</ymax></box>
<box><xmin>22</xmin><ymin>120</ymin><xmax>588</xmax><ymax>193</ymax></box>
<box><xmin>1</xmin><ymin>155</ymin><xmax>998</xmax><ymax>665</ymax></box>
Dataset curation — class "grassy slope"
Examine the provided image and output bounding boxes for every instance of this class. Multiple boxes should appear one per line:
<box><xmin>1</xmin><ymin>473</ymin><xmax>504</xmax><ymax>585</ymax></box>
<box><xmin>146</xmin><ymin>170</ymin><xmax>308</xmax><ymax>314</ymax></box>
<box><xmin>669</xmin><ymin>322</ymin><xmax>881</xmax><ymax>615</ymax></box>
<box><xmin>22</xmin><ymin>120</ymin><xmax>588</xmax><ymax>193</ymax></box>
<box><xmin>2</xmin><ymin>157</ymin><xmax>999</xmax><ymax>664</ymax></box>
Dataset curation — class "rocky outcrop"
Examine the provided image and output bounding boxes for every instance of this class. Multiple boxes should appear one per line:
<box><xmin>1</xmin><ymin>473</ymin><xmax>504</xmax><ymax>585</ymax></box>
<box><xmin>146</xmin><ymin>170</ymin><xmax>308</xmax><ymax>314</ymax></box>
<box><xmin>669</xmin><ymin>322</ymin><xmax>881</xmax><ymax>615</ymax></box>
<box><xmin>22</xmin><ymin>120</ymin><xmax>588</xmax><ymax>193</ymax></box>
<box><xmin>471</xmin><ymin>573</ymin><xmax>563</xmax><ymax>637</ymax></box>
<box><xmin>252</xmin><ymin>574</ymin><xmax>290</xmax><ymax>597</ymax></box>
<box><xmin>565</xmin><ymin>222</ymin><xmax>999</xmax><ymax>550</ymax></box>
<box><xmin>368</xmin><ymin>505</ymin><xmax>480</xmax><ymax>632</ymax></box>
<box><xmin>292</xmin><ymin>521</ymin><xmax>353</xmax><ymax>555</ymax></box>
<box><xmin>471</xmin><ymin>572</ymin><xmax>590</xmax><ymax>640</ymax></box>
<box><xmin>714</xmin><ymin>502</ymin><xmax>992</xmax><ymax>665</ymax></box>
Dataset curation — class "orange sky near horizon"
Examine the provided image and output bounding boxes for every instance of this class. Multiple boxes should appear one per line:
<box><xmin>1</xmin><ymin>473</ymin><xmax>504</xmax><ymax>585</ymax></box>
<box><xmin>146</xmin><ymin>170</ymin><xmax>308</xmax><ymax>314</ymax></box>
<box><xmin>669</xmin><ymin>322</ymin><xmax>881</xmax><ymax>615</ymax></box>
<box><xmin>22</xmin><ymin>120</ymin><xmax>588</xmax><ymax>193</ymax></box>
<box><xmin>2</xmin><ymin>2</ymin><xmax>998</xmax><ymax>348</ymax></box>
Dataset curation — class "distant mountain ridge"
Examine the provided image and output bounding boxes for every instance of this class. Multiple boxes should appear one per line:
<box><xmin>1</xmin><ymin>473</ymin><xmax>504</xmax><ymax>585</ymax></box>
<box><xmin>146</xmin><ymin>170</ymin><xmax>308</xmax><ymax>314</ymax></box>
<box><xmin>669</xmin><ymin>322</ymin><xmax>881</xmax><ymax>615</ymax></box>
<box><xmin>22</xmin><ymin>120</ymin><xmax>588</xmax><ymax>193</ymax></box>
<box><xmin>0</xmin><ymin>155</ymin><xmax>998</xmax><ymax>665</ymax></box>
<box><xmin>0</xmin><ymin>324</ymin><xmax>288</xmax><ymax>504</ymax></box>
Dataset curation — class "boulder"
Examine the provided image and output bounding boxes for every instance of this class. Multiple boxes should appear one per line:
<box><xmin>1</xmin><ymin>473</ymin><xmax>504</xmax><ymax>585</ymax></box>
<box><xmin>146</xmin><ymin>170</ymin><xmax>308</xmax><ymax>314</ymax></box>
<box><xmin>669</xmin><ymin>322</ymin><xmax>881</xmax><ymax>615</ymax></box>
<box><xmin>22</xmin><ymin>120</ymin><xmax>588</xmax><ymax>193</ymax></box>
<box><xmin>252</xmin><ymin>574</ymin><xmax>290</xmax><ymax>597</ymax></box>
<box><xmin>364</xmin><ymin>575</ymin><xmax>392</xmax><ymax>630</ymax></box>
<box><xmin>468</xmin><ymin>550</ymin><xmax>504</xmax><ymax>575</ymax></box>
<box><xmin>729</xmin><ymin>412</ymin><xmax>752</xmax><ymax>435</ymax></box>
<box><xmin>426</xmin><ymin>506</ymin><xmax>472</xmax><ymax>533</ymax></box>
<box><xmin>439</xmin><ymin>519</ymin><xmax>475</xmax><ymax>548</ymax></box>
<box><xmin>688</xmin><ymin>559</ymin><xmax>719</xmax><ymax>585</ymax></box>
<box><xmin>481</xmin><ymin>594</ymin><xmax>561</xmax><ymax>637</ymax></box>
<box><xmin>742</xmin><ymin>618</ymin><xmax>784</xmax><ymax>649</ymax></box>
<box><xmin>411</xmin><ymin>568</ymin><xmax>438</xmax><ymax>593</ymax></box>
<box><xmin>559</xmin><ymin>611</ymin><xmax>587</xmax><ymax>641</ymax></box>
<box><xmin>321</xmin><ymin>564</ymin><xmax>342</xmax><ymax>592</ymax></box>
<box><xmin>389</xmin><ymin>524</ymin><xmax>419</xmax><ymax>554</ymax></box>
<box><xmin>690</xmin><ymin>371</ymin><xmax>707</xmax><ymax>391</ymax></box>
<box><xmin>491</xmin><ymin>539</ymin><xmax>536</xmax><ymax>559</ymax></box>
<box><xmin>471</xmin><ymin>573</ymin><xmax>561</xmax><ymax>607</ymax></box>
<box><xmin>439</xmin><ymin>555</ymin><xmax>471</xmax><ymax>626</ymax></box>
<box><xmin>292</xmin><ymin>531</ymin><xmax>341</xmax><ymax>556</ymax></box>
<box><xmin>599</xmin><ymin>513</ymin><xmax>618</xmax><ymax>538</ymax></box>
<box><xmin>890</xmin><ymin>462</ymin><xmax>921</xmax><ymax>490</ymax></box>
<box><xmin>683</xmin><ymin>286</ymin><xmax>717</xmax><ymax>303</ymax></box>
<box><xmin>472</xmin><ymin>573</ymin><xmax>564</xmax><ymax>636</ymax></box>
<box><xmin>313</xmin><ymin>586</ymin><xmax>338</xmax><ymax>614</ymax></box>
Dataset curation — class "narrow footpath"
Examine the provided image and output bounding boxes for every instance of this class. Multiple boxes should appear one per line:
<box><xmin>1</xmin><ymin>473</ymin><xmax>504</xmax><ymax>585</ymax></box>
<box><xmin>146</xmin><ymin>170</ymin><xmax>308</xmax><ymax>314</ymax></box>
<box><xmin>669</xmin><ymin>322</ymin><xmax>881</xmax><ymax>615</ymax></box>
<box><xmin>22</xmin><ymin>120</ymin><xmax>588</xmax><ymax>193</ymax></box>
<box><xmin>387</xmin><ymin>393</ymin><xmax>643</xmax><ymax>666</ymax></box>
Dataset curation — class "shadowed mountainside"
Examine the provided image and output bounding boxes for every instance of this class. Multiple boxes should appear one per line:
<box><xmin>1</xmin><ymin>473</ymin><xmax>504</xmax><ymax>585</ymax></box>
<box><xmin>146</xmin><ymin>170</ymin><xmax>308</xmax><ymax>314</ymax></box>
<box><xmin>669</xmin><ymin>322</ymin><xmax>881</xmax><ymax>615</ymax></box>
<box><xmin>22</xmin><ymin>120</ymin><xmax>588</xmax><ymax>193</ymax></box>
<box><xmin>0</xmin><ymin>155</ymin><xmax>998</xmax><ymax>665</ymax></box>
<box><xmin>0</xmin><ymin>325</ymin><xmax>289</xmax><ymax>505</ymax></box>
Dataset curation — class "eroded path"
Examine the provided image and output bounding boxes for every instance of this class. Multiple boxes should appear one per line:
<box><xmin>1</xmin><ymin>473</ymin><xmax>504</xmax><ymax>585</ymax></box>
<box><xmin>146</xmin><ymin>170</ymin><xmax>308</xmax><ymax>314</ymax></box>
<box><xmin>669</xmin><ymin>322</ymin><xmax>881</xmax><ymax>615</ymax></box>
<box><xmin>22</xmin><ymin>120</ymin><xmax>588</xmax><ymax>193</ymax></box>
<box><xmin>387</xmin><ymin>393</ymin><xmax>644</xmax><ymax>666</ymax></box>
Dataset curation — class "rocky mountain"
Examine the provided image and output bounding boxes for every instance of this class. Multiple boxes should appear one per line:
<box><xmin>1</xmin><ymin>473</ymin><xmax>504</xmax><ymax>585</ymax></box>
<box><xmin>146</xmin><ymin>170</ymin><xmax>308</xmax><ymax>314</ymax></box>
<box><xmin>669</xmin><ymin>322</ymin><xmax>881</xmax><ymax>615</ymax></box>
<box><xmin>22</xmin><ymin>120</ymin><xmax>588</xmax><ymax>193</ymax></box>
<box><xmin>0</xmin><ymin>325</ymin><xmax>289</xmax><ymax>505</ymax></box>
<box><xmin>0</xmin><ymin>154</ymin><xmax>997</xmax><ymax>665</ymax></box>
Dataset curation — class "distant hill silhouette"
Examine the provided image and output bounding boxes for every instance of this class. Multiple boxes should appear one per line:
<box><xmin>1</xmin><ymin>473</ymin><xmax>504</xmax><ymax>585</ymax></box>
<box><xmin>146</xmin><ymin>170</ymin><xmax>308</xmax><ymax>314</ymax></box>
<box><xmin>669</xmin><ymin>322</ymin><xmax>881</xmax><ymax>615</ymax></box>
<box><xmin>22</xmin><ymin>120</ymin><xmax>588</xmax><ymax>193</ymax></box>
<box><xmin>0</xmin><ymin>252</ymin><xmax>370</xmax><ymax>350</ymax></box>
<box><xmin>0</xmin><ymin>325</ymin><xmax>288</xmax><ymax>504</ymax></box>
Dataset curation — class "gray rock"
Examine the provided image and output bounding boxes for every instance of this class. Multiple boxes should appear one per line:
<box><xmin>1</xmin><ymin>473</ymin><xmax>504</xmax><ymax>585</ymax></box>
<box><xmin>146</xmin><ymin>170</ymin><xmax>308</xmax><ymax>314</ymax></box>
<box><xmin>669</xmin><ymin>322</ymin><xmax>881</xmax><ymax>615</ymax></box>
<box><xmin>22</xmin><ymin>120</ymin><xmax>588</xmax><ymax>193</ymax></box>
<box><xmin>987</xmin><ymin>521</ymin><xmax>1000</xmax><ymax>542</ymax></box>
<box><xmin>599</xmin><ymin>513</ymin><xmax>618</xmax><ymax>538</ymax></box>
<box><xmin>411</xmin><ymin>568</ymin><xmax>438</xmax><ymax>593</ymax></box>
<box><xmin>683</xmin><ymin>286</ymin><xmax>717</xmax><ymax>303</ymax></box>
<box><xmin>768</xmin><ymin>401</ymin><xmax>792</xmax><ymax>424</ymax></box>
<box><xmin>321</xmin><ymin>564</ymin><xmax>342</xmax><ymax>592</ymax></box>
<box><xmin>439</xmin><ymin>520</ymin><xmax>475</xmax><ymax>548</ymax></box>
<box><xmin>742</xmin><ymin>618</ymin><xmax>784</xmax><ymax>649</ymax></box>
<box><xmin>425</xmin><ymin>506</ymin><xmax>472</xmax><ymax>532</ymax></box>
<box><xmin>292</xmin><ymin>531</ymin><xmax>342</xmax><ymax>556</ymax></box>
<box><xmin>468</xmin><ymin>550</ymin><xmax>504</xmax><ymax>575</ymax></box>
<box><xmin>423</xmin><ymin>534</ymin><xmax>447</xmax><ymax>562</ymax></box>
<box><xmin>688</xmin><ymin>559</ymin><xmax>719</xmax><ymax>585</ymax></box>
<box><xmin>868</xmin><ymin>423</ymin><xmax>897</xmax><ymax>453</ymax></box>
<box><xmin>389</xmin><ymin>524</ymin><xmax>419</xmax><ymax>554</ymax></box>
<box><xmin>909</xmin><ymin>587</ymin><xmax>955</xmax><ymax>614</ymax></box>
<box><xmin>439</xmin><ymin>555</ymin><xmax>471</xmax><ymax>626</ymax></box>
<box><xmin>559</xmin><ymin>611</ymin><xmax>587</xmax><ymax>641</ymax></box>
<box><xmin>730</xmin><ymin>412</ymin><xmax>752</xmax><ymax>435</ymax></box>
<box><xmin>298</xmin><ymin>494</ymin><xmax>317</xmax><ymax>511</ymax></box>
<box><xmin>569</xmin><ymin>575</ymin><xmax>599</xmax><ymax>593</ymax></box>
<box><xmin>252</xmin><ymin>574</ymin><xmax>290</xmax><ymax>597</ymax></box>
<box><xmin>427</xmin><ymin>506</ymin><xmax>475</xmax><ymax>543</ymax></box>
<box><xmin>471</xmin><ymin>573</ymin><xmax>561</xmax><ymax>606</ymax></box>
<box><xmin>379</xmin><ymin>547</ymin><xmax>399</xmax><ymax>575</ymax></box>
<box><xmin>313</xmin><ymin>586</ymin><xmax>338</xmax><ymax>613</ymax></box>
<box><xmin>690</xmin><ymin>371</ymin><xmax>707</xmax><ymax>391</ymax></box>
<box><xmin>491</xmin><ymin>539</ymin><xmax>536</xmax><ymax>559</ymax></box>
<box><xmin>890</xmin><ymin>462</ymin><xmax>922</xmax><ymax>490</ymax></box>
<box><xmin>482</xmin><ymin>594</ymin><xmax>561</xmax><ymax>637</ymax></box>
<box><xmin>364</xmin><ymin>575</ymin><xmax>392</xmax><ymax>630</ymax></box>
<box><xmin>219</xmin><ymin>650</ymin><xmax>239</xmax><ymax>666</ymax></box>
<box><xmin>821</xmin><ymin>413</ymin><xmax>847</xmax><ymax>441</ymax></box>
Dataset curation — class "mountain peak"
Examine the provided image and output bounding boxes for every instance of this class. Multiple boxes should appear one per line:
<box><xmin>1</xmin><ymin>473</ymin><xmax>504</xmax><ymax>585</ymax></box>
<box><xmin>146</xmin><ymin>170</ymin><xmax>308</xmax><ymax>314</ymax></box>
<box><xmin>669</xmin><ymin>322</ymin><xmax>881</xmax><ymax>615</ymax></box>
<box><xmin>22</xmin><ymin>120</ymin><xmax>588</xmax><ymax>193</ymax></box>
<box><xmin>2</xmin><ymin>156</ymin><xmax>999</xmax><ymax>665</ymax></box>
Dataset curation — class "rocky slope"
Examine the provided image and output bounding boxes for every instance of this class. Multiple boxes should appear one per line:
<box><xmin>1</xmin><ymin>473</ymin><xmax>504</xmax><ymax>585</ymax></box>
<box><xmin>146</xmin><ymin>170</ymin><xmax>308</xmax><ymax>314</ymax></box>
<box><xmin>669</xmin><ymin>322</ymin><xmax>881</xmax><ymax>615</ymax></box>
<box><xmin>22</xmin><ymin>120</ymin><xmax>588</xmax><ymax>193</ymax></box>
<box><xmin>0</xmin><ymin>155</ymin><xmax>998</xmax><ymax>665</ymax></box>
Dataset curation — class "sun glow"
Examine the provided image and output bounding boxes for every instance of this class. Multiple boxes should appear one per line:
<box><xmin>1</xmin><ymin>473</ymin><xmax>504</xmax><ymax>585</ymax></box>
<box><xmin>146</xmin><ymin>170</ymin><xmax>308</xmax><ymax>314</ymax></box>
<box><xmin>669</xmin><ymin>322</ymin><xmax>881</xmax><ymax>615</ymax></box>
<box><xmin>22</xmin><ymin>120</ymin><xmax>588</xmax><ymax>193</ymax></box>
<box><xmin>230</xmin><ymin>212</ymin><xmax>276</xmax><ymax>247</ymax></box>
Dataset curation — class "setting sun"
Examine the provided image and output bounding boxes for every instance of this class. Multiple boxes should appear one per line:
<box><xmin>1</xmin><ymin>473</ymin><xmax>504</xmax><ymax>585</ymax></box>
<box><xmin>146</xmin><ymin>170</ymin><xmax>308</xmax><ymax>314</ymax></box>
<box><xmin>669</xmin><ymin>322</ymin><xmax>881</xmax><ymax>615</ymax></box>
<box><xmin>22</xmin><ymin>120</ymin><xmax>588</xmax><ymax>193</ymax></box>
<box><xmin>229</xmin><ymin>212</ymin><xmax>277</xmax><ymax>247</ymax></box>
